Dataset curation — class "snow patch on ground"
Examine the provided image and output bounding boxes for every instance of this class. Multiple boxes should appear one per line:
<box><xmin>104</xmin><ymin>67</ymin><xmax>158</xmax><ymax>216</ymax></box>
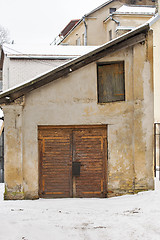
<box><xmin>0</xmin><ymin>178</ymin><xmax>160</xmax><ymax>240</ymax></box>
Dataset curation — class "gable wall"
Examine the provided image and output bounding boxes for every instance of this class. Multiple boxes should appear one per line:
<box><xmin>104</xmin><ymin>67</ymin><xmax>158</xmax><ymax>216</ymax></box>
<box><xmin>62</xmin><ymin>1</ymin><xmax>123</xmax><ymax>46</ymax></box>
<box><xmin>3</xmin><ymin>32</ymin><xmax>154</xmax><ymax>199</ymax></box>
<box><xmin>62</xmin><ymin>21</ymin><xmax>85</xmax><ymax>46</ymax></box>
<box><xmin>86</xmin><ymin>1</ymin><xmax>123</xmax><ymax>45</ymax></box>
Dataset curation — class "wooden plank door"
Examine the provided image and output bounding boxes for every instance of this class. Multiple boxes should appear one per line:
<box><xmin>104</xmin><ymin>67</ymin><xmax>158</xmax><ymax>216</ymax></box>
<box><xmin>72</xmin><ymin>127</ymin><xmax>107</xmax><ymax>198</ymax></box>
<box><xmin>39</xmin><ymin>126</ymin><xmax>107</xmax><ymax>198</ymax></box>
<box><xmin>39</xmin><ymin>127</ymin><xmax>72</xmax><ymax>198</ymax></box>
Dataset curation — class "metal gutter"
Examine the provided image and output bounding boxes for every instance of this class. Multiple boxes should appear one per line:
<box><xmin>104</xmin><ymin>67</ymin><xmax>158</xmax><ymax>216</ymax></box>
<box><xmin>113</xmin><ymin>12</ymin><xmax>155</xmax><ymax>15</ymax></box>
<box><xmin>83</xmin><ymin>17</ymin><xmax>87</xmax><ymax>46</ymax></box>
<box><xmin>6</xmin><ymin>55</ymin><xmax>78</xmax><ymax>60</ymax></box>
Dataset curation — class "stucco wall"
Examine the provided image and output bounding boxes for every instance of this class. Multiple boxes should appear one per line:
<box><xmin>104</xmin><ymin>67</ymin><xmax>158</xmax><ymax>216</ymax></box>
<box><xmin>115</xmin><ymin>15</ymin><xmax>152</xmax><ymax>27</ymax></box>
<box><xmin>62</xmin><ymin>21</ymin><xmax>85</xmax><ymax>46</ymax></box>
<box><xmin>61</xmin><ymin>2</ymin><xmax>154</xmax><ymax>46</ymax></box>
<box><xmin>62</xmin><ymin>1</ymin><xmax>123</xmax><ymax>46</ymax></box>
<box><xmin>104</xmin><ymin>15</ymin><xmax>153</xmax><ymax>41</ymax></box>
<box><xmin>151</xmin><ymin>18</ymin><xmax>160</xmax><ymax>123</ymax></box>
<box><xmin>3</xmin><ymin>32</ymin><xmax>154</xmax><ymax>199</ymax></box>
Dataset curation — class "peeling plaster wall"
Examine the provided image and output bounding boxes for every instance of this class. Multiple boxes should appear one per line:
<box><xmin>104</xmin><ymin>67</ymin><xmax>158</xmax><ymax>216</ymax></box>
<box><xmin>151</xmin><ymin>18</ymin><xmax>160</xmax><ymax>123</ymax></box>
<box><xmin>3</xmin><ymin>104</ymin><xmax>24</xmax><ymax>199</ymax></box>
<box><xmin>3</xmin><ymin>32</ymin><xmax>154</xmax><ymax>199</ymax></box>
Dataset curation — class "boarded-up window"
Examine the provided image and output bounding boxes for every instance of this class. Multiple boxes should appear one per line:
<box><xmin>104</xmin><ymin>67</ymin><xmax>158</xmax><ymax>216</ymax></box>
<box><xmin>97</xmin><ymin>62</ymin><xmax>125</xmax><ymax>103</ymax></box>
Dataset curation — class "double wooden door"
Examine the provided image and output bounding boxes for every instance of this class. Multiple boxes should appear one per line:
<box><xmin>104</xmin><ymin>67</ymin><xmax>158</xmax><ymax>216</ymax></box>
<box><xmin>38</xmin><ymin>125</ymin><xmax>107</xmax><ymax>198</ymax></box>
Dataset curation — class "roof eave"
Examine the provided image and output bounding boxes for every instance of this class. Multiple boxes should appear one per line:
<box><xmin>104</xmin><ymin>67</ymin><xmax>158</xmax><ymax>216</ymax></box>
<box><xmin>59</xmin><ymin>0</ymin><xmax>114</xmax><ymax>44</ymax></box>
<box><xmin>6</xmin><ymin>55</ymin><xmax>78</xmax><ymax>60</ymax></box>
<box><xmin>0</xmin><ymin>23</ymin><xmax>150</xmax><ymax>105</ymax></box>
<box><xmin>58</xmin><ymin>19</ymin><xmax>83</xmax><ymax>44</ymax></box>
<box><xmin>113</xmin><ymin>12</ymin><xmax>155</xmax><ymax>16</ymax></box>
<box><xmin>84</xmin><ymin>0</ymin><xmax>113</xmax><ymax>17</ymax></box>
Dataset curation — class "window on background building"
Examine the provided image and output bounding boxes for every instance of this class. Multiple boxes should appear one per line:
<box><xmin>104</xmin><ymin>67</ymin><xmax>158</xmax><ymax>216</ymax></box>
<box><xmin>76</xmin><ymin>37</ymin><xmax>81</xmax><ymax>46</ymax></box>
<box><xmin>82</xmin><ymin>33</ymin><xmax>85</xmax><ymax>45</ymax></box>
<box><xmin>109</xmin><ymin>30</ymin><xmax>112</xmax><ymax>41</ymax></box>
<box><xmin>109</xmin><ymin>8</ymin><xmax>116</xmax><ymax>14</ymax></box>
<box><xmin>97</xmin><ymin>62</ymin><xmax>125</xmax><ymax>103</ymax></box>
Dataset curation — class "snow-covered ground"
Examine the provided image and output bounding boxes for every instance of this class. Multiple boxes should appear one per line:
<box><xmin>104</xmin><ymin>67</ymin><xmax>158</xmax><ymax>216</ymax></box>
<box><xmin>0</xmin><ymin>178</ymin><xmax>160</xmax><ymax>240</ymax></box>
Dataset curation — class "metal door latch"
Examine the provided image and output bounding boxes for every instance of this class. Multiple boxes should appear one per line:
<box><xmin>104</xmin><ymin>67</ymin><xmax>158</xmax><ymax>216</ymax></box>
<box><xmin>72</xmin><ymin>162</ymin><xmax>81</xmax><ymax>176</ymax></box>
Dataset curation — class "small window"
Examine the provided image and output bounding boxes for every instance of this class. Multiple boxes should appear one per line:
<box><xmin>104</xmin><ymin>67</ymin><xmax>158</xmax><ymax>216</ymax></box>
<box><xmin>97</xmin><ymin>62</ymin><xmax>125</xmax><ymax>103</ymax></box>
<box><xmin>109</xmin><ymin>30</ymin><xmax>112</xmax><ymax>41</ymax></box>
<box><xmin>76</xmin><ymin>37</ymin><xmax>81</xmax><ymax>46</ymax></box>
<box><xmin>82</xmin><ymin>33</ymin><xmax>85</xmax><ymax>45</ymax></box>
<box><xmin>110</xmin><ymin>8</ymin><xmax>116</xmax><ymax>14</ymax></box>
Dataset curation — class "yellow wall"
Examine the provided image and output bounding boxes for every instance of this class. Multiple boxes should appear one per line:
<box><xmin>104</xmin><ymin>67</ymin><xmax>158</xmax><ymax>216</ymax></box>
<box><xmin>151</xmin><ymin>17</ymin><xmax>160</xmax><ymax>123</ymax></box>
<box><xmin>62</xmin><ymin>1</ymin><xmax>123</xmax><ymax>45</ymax></box>
<box><xmin>62</xmin><ymin>2</ymin><xmax>154</xmax><ymax>46</ymax></box>
<box><xmin>105</xmin><ymin>15</ymin><xmax>153</xmax><ymax>41</ymax></box>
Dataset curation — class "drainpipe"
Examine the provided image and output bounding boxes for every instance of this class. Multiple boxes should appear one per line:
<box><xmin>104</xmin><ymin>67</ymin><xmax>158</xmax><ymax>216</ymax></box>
<box><xmin>83</xmin><ymin>16</ymin><xmax>87</xmax><ymax>46</ymax></box>
<box><xmin>110</xmin><ymin>16</ymin><xmax>120</xmax><ymax>26</ymax></box>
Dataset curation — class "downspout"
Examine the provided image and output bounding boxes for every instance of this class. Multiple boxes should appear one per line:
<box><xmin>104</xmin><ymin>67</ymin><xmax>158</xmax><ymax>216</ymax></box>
<box><xmin>110</xmin><ymin>16</ymin><xmax>120</xmax><ymax>26</ymax></box>
<box><xmin>83</xmin><ymin>16</ymin><xmax>87</xmax><ymax>46</ymax></box>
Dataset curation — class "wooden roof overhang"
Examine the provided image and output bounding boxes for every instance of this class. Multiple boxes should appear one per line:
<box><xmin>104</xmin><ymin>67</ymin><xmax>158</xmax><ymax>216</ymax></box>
<box><xmin>0</xmin><ymin>24</ymin><xmax>150</xmax><ymax>105</ymax></box>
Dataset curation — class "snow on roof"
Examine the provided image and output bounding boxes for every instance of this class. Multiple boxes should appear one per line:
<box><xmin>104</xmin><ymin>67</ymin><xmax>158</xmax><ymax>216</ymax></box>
<box><xmin>2</xmin><ymin>44</ymin><xmax>98</xmax><ymax>59</ymax></box>
<box><xmin>116</xmin><ymin>26</ymin><xmax>135</xmax><ymax>30</ymax></box>
<box><xmin>146</xmin><ymin>13</ymin><xmax>160</xmax><ymax>26</ymax></box>
<box><xmin>114</xmin><ymin>5</ymin><xmax>156</xmax><ymax>15</ymax></box>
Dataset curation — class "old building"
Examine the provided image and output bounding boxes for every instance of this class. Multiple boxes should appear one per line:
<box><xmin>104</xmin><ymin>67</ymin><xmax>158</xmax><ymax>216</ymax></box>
<box><xmin>0</xmin><ymin>24</ymin><xmax>154</xmax><ymax>199</ymax></box>
<box><xmin>57</xmin><ymin>0</ymin><xmax>156</xmax><ymax>46</ymax></box>
<box><xmin>103</xmin><ymin>5</ymin><xmax>156</xmax><ymax>40</ymax></box>
<box><xmin>1</xmin><ymin>44</ymin><xmax>96</xmax><ymax>90</ymax></box>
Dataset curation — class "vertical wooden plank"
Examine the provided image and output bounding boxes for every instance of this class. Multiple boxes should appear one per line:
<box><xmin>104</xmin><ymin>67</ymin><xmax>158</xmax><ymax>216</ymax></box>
<box><xmin>154</xmin><ymin>123</ymin><xmax>156</xmax><ymax>177</ymax></box>
<box><xmin>73</xmin><ymin>126</ymin><xmax>107</xmax><ymax>198</ymax></box>
<box><xmin>103</xmin><ymin>132</ymin><xmax>108</xmax><ymax>197</ymax></box>
<box><xmin>71</xmin><ymin>130</ymin><xmax>76</xmax><ymax>197</ymax></box>
<box><xmin>38</xmin><ymin>127</ymin><xmax>72</xmax><ymax>198</ymax></box>
<box><xmin>38</xmin><ymin>139</ymin><xmax>43</xmax><ymax>196</ymax></box>
<box><xmin>38</xmin><ymin>125</ymin><xmax>107</xmax><ymax>198</ymax></box>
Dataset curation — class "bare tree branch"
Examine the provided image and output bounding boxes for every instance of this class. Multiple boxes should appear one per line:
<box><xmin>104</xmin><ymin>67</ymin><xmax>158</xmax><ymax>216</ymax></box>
<box><xmin>0</xmin><ymin>25</ymin><xmax>10</xmax><ymax>45</ymax></box>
